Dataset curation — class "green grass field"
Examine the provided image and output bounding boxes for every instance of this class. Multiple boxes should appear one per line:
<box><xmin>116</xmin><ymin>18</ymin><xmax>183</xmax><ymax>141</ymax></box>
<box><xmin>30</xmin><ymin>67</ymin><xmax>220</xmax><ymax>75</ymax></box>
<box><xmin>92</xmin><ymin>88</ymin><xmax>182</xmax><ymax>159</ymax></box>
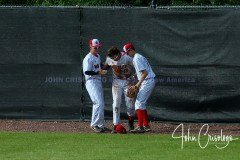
<box><xmin>0</xmin><ymin>132</ymin><xmax>239</xmax><ymax>160</ymax></box>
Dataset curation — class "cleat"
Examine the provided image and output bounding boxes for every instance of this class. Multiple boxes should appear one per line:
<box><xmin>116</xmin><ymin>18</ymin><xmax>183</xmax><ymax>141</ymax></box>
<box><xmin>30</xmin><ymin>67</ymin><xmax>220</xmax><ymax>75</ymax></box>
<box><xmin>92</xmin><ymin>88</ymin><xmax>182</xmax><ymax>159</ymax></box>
<box><xmin>101</xmin><ymin>127</ymin><xmax>111</xmax><ymax>132</ymax></box>
<box><xmin>143</xmin><ymin>125</ymin><xmax>151</xmax><ymax>132</ymax></box>
<box><xmin>91</xmin><ymin>126</ymin><xmax>104</xmax><ymax>133</ymax></box>
<box><xmin>130</xmin><ymin>126</ymin><xmax>145</xmax><ymax>133</ymax></box>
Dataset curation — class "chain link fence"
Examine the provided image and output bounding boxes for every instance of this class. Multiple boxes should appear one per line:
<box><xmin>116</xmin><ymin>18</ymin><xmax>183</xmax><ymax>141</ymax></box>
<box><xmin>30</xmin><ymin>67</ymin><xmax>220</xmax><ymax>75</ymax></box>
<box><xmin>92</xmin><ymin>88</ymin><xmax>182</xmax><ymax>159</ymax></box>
<box><xmin>0</xmin><ymin>0</ymin><xmax>239</xmax><ymax>7</ymax></box>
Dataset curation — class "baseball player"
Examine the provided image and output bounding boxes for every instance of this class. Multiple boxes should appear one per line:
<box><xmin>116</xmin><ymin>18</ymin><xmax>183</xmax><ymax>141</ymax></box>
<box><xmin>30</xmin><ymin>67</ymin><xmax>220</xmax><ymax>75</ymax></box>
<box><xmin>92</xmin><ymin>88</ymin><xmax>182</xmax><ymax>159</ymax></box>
<box><xmin>83</xmin><ymin>39</ymin><xmax>108</xmax><ymax>133</ymax></box>
<box><xmin>123</xmin><ymin>43</ymin><xmax>156</xmax><ymax>133</ymax></box>
<box><xmin>103</xmin><ymin>46</ymin><xmax>135</xmax><ymax>132</ymax></box>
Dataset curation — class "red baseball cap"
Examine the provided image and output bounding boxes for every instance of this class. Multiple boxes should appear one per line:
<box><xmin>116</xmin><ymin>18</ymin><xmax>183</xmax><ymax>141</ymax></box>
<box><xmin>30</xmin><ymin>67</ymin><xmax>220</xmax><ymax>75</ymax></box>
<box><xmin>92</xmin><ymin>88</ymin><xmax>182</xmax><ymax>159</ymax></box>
<box><xmin>115</xmin><ymin>124</ymin><xmax>127</xmax><ymax>134</ymax></box>
<box><xmin>89</xmin><ymin>39</ymin><xmax>102</xmax><ymax>47</ymax></box>
<box><xmin>123</xmin><ymin>43</ymin><xmax>135</xmax><ymax>52</ymax></box>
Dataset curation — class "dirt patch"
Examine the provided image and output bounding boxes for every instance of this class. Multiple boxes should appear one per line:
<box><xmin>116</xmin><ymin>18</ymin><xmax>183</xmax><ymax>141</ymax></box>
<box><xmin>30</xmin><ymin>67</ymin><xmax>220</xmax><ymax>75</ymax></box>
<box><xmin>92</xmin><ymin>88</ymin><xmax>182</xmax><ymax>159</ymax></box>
<box><xmin>0</xmin><ymin>120</ymin><xmax>239</xmax><ymax>136</ymax></box>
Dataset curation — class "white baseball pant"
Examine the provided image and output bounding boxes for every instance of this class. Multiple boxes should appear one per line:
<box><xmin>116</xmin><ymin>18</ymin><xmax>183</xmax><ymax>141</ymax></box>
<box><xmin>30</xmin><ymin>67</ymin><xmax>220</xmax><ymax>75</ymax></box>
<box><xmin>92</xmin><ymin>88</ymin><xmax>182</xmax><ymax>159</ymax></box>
<box><xmin>112</xmin><ymin>78</ymin><xmax>135</xmax><ymax>125</ymax></box>
<box><xmin>85</xmin><ymin>79</ymin><xmax>105</xmax><ymax>128</ymax></box>
<box><xmin>135</xmin><ymin>78</ymin><xmax>155</xmax><ymax>110</ymax></box>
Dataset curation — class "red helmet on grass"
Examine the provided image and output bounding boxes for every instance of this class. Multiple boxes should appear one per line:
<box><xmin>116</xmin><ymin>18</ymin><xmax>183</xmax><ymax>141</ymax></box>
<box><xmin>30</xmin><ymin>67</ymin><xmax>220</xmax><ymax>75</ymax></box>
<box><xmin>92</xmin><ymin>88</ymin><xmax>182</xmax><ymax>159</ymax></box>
<box><xmin>115</xmin><ymin>124</ymin><xmax>127</xmax><ymax>134</ymax></box>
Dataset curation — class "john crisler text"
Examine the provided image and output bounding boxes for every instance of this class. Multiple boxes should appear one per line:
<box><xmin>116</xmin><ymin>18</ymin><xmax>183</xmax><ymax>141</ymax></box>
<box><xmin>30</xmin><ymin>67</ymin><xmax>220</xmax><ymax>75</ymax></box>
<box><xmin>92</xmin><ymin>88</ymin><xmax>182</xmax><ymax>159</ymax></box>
<box><xmin>172</xmin><ymin>124</ymin><xmax>238</xmax><ymax>149</ymax></box>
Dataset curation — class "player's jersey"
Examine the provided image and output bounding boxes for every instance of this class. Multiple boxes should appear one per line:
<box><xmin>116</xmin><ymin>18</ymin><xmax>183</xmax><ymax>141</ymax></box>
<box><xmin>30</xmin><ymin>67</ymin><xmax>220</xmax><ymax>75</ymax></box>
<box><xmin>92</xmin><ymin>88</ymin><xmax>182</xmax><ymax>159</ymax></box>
<box><xmin>105</xmin><ymin>52</ymin><xmax>133</xmax><ymax>79</ymax></box>
<box><xmin>83</xmin><ymin>52</ymin><xmax>101</xmax><ymax>81</ymax></box>
<box><xmin>133</xmin><ymin>53</ymin><xmax>155</xmax><ymax>81</ymax></box>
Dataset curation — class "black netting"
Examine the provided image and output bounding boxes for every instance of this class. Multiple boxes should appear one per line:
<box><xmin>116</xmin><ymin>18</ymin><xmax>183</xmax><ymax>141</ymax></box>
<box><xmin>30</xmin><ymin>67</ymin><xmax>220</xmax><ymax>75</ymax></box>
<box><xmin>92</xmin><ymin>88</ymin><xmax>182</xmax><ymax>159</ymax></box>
<box><xmin>0</xmin><ymin>7</ymin><xmax>82</xmax><ymax>119</ymax></box>
<box><xmin>0</xmin><ymin>6</ymin><xmax>240</xmax><ymax>122</ymax></box>
<box><xmin>81</xmin><ymin>7</ymin><xmax>240</xmax><ymax>122</ymax></box>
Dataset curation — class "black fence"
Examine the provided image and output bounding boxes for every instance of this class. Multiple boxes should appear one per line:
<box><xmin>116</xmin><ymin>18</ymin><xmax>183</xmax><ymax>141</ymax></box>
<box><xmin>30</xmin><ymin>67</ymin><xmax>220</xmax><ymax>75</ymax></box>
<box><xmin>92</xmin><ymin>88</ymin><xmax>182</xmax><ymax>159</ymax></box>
<box><xmin>0</xmin><ymin>7</ymin><xmax>81</xmax><ymax>119</ymax></box>
<box><xmin>0</xmin><ymin>6</ymin><xmax>240</xmax><ymax>122</ymax></box>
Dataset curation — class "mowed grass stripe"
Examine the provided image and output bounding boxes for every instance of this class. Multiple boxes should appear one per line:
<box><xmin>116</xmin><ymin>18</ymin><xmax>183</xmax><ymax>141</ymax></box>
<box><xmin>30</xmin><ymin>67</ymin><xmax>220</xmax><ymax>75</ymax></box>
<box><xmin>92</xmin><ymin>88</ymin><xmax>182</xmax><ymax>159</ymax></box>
<box><xmin>0</xmin><ymin>132</ymin><xmax>239</xmax><ymax>160</ymax></box>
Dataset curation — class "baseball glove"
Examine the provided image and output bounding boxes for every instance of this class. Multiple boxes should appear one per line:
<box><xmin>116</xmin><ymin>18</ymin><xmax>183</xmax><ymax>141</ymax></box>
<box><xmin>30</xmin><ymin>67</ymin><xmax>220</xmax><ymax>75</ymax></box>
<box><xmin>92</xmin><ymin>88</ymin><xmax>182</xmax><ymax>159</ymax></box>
<box><xmin>127</xmin><ymin>85</ymin><xmax>138</xmax><ymax>98</ymax></box>
<box><xmin>112</xmin><ymin>65</ymin><xmax>121</xmax><ymax>76</ymax></box>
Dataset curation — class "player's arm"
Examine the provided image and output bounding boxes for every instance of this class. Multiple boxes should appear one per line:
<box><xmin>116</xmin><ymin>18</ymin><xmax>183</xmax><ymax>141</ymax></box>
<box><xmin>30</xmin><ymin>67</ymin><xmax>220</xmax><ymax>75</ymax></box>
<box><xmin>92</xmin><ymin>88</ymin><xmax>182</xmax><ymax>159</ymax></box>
<box><xmin>83</xmin><ymin>59</ymin><xmax>106</xmax><ymax>76</ymax></box>
<box><xmin>101</xmin><ymin>63</ymin><xmax>110</xmax><ymax>70</ymax></box>
<box><xmin>85</xmin><ymin>71</ymin><xmax>98</xmax><ymax>75</ymax></box>
<box><xmin>134</xmin><ymin>57</ymin><xmax>148</xmax><ymax>89</ymax></box>
<box><xmin>135</xmin><ymin>70</ymin><xmax>148</xmax><ymax>89</ymax></box>
<box><xmin>101</xmin><ymin>57</ymin><xmax>111</xmax><ymax>70</ymax></box>
<box><xmin>85</xmin><ymin>70</ymin><xmax>107</xmax><ymax>75</ymax></box>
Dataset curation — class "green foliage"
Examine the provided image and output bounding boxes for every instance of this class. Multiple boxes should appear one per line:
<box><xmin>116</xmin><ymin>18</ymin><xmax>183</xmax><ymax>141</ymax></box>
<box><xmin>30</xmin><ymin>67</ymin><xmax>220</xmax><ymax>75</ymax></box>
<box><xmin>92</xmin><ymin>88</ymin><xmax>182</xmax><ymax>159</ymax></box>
<box><xmin>133</xmin><ymin>0</ymin><xmax>150</xmax><ymax>6</ymax></box>
<box><xmin>171</xmin><ymin>0</ymin><xmax>194</xmax><ymax>5</ymax></box>
<box><xmin>192</xmin><ymin>0</ymin><xmax>211</xmax><ymax>5</ymax></box>
<box><xmin>157</xmin><ymin>0</ymin><xmax>172</xmax><ymax>5</ymax></box>
<box><xmin>209</xmin><ymin>0</ymin><xmax>240</xmax><ymax>5</ymax></box>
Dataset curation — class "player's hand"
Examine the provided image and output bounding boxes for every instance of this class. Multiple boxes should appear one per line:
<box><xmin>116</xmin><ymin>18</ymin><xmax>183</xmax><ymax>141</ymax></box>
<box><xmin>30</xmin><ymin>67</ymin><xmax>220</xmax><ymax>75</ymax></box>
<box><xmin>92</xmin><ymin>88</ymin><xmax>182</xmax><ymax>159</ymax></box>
<box><xmin>135</xmin><ymin>83</ymin><xmax>141</xmax><ymax>90</ymax></box>
<box><xmin>98</xmin><ymin>69</ymin><xmax>107</xmax><ymax>75</ymax></box>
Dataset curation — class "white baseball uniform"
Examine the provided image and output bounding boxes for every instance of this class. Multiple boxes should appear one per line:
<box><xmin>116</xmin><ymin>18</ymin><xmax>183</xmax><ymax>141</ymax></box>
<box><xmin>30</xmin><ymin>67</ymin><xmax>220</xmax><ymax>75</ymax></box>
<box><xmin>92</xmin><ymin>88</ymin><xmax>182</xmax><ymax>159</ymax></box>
<box><xmin>105</xmin><ymin>52</ymin><xmax>135</xmax><ymax>125</ymax></box>
<box><xmin>83</xmin><ymin>53</ymin><xmax>105</xmax><ymax>128</ymax></box>
<box><xmin>133</xmin><ymin>53</ymin><xmax>156</xmax><ymax>110</ymax></box>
